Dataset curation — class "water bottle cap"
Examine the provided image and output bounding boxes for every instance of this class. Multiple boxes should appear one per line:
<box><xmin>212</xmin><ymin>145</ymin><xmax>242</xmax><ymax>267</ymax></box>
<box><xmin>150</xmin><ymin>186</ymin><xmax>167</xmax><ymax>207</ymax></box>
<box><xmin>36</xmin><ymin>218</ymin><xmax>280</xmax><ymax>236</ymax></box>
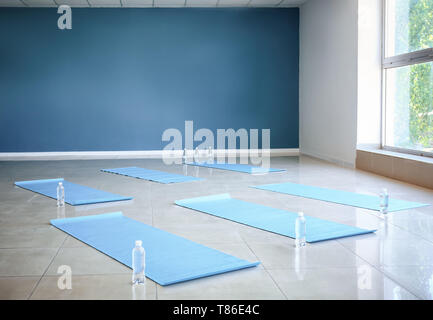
<box><xmin>58</xmin><ymin>182</ymin><xmax>63</xmax><ymax>186</ymax></box>
<box><xmin>298</xmin><ymin>212</ymin><xmax>304</xmax><ymax>217</ymax></box>
<box><xmin>135</xmin><ymin>240</ymin><xmax>142</xmax><ymax>247</ymax></box>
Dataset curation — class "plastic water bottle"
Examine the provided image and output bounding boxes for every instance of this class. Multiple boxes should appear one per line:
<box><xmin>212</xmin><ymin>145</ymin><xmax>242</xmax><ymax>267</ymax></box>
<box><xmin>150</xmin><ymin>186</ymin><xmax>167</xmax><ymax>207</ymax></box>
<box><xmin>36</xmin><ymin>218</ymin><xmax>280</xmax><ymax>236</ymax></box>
<box><xmin>380</xmin><ymin>188</ymin><xmax>389</xmax><ymax>214</ymax></box>
<box><xmin>182</xmin><ymin>148</ymin><xmax>187</xmax><ymax>164</ymax></box>
<box><xmin>207</xmin><ymin>146</ymin><xmax>213</xmax><ymax>163</ymax></box>
<box><xmin>56</xmin><ymin>182</ymin><xmax>65</xmax><ymax>207</ymax></box>
<box><xmin>132</xmin><ymin>240</ymin><xmax>145</xmax><ymax>285</ymax></box>
<box><xmin>295</xmin><ymin>212</ymin><xmax>306</xmax><ymax>248</ymax></box>
<box><xmin>194</xmin><ymin>147</ymin><xmax>200</xmax><ymax>162</ymax></box>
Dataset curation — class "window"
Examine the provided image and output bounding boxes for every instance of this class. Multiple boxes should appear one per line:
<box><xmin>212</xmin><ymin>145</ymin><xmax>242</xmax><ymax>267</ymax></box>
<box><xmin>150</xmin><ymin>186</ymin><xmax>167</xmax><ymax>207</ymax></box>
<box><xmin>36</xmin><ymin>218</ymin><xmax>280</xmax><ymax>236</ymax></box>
<box><xmin>383</xmin><ymin>0</ymin><xmax>433</xmax><ymax>156</ymax></box>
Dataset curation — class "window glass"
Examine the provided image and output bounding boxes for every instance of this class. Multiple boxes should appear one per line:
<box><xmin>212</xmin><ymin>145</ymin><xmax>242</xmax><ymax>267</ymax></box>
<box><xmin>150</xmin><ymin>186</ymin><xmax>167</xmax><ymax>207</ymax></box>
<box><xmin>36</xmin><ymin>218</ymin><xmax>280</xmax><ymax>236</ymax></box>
<box><xmin>385</xmin><ymin>61</ymin><xmax>433</xmax><ymax>152</ymax></box>
<box><xmin>386</xmin><ymin>0</ymin><xmax>433</xmax><ymax>57</ymax></box>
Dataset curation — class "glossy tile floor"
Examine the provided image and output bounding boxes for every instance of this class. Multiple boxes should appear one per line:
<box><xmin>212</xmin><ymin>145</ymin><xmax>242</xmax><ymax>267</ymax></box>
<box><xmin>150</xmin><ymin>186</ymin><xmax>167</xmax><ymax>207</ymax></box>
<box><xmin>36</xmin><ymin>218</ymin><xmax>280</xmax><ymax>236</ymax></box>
<box><xmin>1</xmin><ymin>156</ymin><xmax>433</xmax><ymax>300</ymax></box>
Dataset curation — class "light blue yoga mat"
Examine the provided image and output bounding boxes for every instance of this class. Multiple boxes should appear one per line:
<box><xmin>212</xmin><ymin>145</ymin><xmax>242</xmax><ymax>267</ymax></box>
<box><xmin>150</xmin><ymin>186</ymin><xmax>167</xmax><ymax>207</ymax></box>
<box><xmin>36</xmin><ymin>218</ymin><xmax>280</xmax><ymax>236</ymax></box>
<box><xmin>252</xmin><ymin>182</ymin><xmax>430</xmax><ymax>212</ymax></box>
<box><xmin>51</xmin><ymin>212</ymin><xmax>259</xmax><ymax>286</ymax></box>
<box><xmin>15</xmin><ymin>178</ymin><xmax>132</xmax><ymax>206</ymax></box>
<box><xmin>175</xmin><ymin>194</ymin><xmax>375</xmax><ymax>243</ymax></box>
<box><xmin>101</xmin><ymin>167</ymin><xmax>202</xmax><ymax>184</ymax></box>
<box><xmin>186</xmin><ymin>162</ymin><xmax>285</xmax><ymax>174</ymax></box>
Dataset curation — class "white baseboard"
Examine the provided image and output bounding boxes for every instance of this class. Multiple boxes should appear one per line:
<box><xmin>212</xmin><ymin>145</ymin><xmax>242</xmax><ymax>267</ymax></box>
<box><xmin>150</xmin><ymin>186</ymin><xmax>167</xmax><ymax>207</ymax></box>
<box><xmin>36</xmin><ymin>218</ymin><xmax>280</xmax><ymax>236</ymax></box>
<box><xmin>0</xmin><ymin>148</ymin><xmax>299</xmax><ymax>161</ymax></box>
<box><xmin>300</xmin><ymin>149</ymin><xmax>355</xmax><ymax>168</ymax></box>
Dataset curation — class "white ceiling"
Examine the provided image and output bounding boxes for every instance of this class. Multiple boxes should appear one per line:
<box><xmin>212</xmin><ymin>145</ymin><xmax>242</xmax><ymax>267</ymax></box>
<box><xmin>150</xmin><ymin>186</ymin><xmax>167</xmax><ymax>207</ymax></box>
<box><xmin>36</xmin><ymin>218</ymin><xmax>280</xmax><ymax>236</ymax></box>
<box><xmin>0</xmin><ymin>0</ymin><xmax>307</xmax><ymax>8</ymax></box>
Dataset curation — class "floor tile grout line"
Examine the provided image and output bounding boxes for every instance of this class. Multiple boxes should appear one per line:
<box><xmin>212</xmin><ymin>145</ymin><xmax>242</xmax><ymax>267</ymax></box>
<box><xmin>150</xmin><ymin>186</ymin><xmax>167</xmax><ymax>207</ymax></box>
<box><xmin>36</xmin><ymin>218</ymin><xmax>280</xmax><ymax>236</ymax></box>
<box><xmin>261</xmin><ymin>264</ymin><xmax>289</xmax><ymax>300</ymax></box>
<box><xmin>353</xmin><ymin>204</ymin><xmax>433</xmax><ymax>249</ymax></box>
<box><xmin>0</xmin><ymin>247</ymin><xmax>66</xmax><ymax>250</ymax></box>
<box><xmin>238</xmin><ymin>232</ymin><xmax>289</xmax><ymax>300</ymax></box>
<box><xmin>336</xmin><ymin>239</ymin><xmax>424</xmax><ymax>300</ymax></box>
<box><xmin>374</xmin><ymin>267</ymin><xmax>425</xmax><ymax>300</ymax></box>
<box><xmin>24</xmin><ymin>273</ymin><xmax>132</xmax><ymax>277</ymax></box>
<box><xmin>384</xmin><ymin>216</ymin><xmax>433</xmax><ymax>246</ymax></box>
<box><xmin>27</xmin><ymin>235</ymin><xmax>68</xmax><ymax>300</ymax></box>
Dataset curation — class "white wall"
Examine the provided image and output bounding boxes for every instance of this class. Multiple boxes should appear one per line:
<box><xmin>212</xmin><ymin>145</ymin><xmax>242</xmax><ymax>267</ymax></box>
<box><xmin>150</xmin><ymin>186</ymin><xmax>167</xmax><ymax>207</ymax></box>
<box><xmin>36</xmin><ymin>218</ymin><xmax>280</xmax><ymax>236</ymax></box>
<box><xmin>357</xmin><ymin>0</ymin><xmax>382</xmax><ymax>147</ymax></box>
<box><xmin>299</xmin><ymin>0</ymin><xmax>359</xmax><ymax>167</ymax></box>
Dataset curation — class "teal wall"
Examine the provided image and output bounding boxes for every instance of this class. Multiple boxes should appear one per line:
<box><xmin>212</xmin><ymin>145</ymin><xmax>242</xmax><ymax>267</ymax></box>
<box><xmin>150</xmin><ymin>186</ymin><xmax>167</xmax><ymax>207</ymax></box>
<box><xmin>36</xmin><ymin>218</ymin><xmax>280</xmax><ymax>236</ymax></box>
<box><xmin>0</xmin><ymin>8</ymin><xmax>299</xmax><ymax>151</ymax></box>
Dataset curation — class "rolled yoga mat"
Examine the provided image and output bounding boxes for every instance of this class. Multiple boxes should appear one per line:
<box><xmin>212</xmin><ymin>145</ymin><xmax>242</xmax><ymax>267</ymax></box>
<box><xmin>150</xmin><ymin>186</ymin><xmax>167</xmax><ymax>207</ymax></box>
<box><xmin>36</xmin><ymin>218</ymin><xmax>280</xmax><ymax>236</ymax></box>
<box><xmin>252</xmin><ymin>182</ymin><xmax>430</xmax><ymax>212</ymax></box>
<box><xmin>101</xmin><ymin>166</ymin><xmax>202</xmax><ymax>184</ymax></box>
<box><xmin>15</xmin><ymin>178</ymin><xmax>132</xmax><ymax>206</ymax></box>
<box><xmin>175</xmin><ymin>194</ymin><xmax>375</xmax><ymax>243</ymax></box>
<box><xmin>51</xmin><ymin>212</ymin><xmax>259</xmax><ymax>286</ymax></box>
<box><xmin>185</xmin><ymin>162</ymin><xmax>285</xmax><ymax>174</ymax></box>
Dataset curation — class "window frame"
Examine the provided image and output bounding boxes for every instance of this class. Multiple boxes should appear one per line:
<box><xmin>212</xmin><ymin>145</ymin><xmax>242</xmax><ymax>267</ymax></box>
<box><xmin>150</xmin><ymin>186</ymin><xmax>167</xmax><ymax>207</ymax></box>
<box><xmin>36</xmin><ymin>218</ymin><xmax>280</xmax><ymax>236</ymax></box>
<box><xmin>382</xmin><ymin>0</ymin><xmax>433</xmax><ymax>158</ymax></box>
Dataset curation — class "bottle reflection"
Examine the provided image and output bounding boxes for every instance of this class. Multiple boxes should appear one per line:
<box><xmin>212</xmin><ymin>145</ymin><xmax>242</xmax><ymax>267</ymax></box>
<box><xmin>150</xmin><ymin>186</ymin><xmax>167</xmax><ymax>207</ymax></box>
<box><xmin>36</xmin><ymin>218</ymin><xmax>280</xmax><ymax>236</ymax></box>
<box><xmin>182</xmin><ymin>148</ymin><xmax>187</xmax><ymax>165</ymax></box>
<box><xmin>194</xmin><ymin>147</ymin><xmax>200</xmax><ymax>163</ymax></box>
<box><xmin>207</xmin><ymin>146</ymin><xmax>213</xmax><ymax>164</ymax></box>
<box><xmin>393</xmin><ymin>286</ymin><xmax>402</xmax><ymax>300</ymax></box>
<box><xmin>294</xmin><ymin>246</ymin><xmax>307</xmax><ymax>280</ymax></box>
<box><xmin>379</xmin><ymin>188</ymin><xmax>389</xmax><ymax>213</ymax></box>
<box><xmin>208</xmin><ymin>168</ymin><xmax>213</xmax><ymax>176</ymax></box>
<box><xmin>378</xmin><ymin>214</ymin><xmax>388</xmax><ymax>275</ymax></box>
<box><xmin>194</xmin><ymin>166</ymin><xmax>200</xmax><ymax>177</ymax></box>
<box><xmin>380</xmin><ymin>214</ymin><xmax>389</xmax><ymax>237</ymax></box>
<box><xmin>131</xmin><ymin>281</ymin><xmax>147</xmax><ymax>300</ymax></box>
<box><xmin>429</xmin><ymin>274</ymin><xmax>433</xmax><ymax>299</ymax></box>
<box><xmin>57</xmin><ymin>206</ymin><xmax>66</xmax><ymax>219</ymax></box>
<box><xmin>183</xmin><ymin>164</ymin><xmax>188</xmax><ymax>176</ymax></box>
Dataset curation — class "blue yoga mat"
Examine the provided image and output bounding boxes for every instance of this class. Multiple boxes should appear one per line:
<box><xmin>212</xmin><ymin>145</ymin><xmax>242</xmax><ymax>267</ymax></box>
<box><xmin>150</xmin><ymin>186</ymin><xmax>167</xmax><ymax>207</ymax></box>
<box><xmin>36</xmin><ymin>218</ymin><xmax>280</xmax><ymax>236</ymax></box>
<box><xmin>186</xmin><ymin>162</ymin><xmax>285</xmax><ymax>174</ymax></box>
<box><xmin>15</xmin><ymin>178</ymin><xmax>132</xmax><ymax>206</ymax></box>
<box><xmin>101</xmin><ymin>167</ymin><xmax>202</xmax><ymax>184</ymax></box>
<box><xmin>51</xmin><ymin>212</ymin><xmax>259</xmax><ymax>286</ymax></box>
<box><xmin>252</xmin><ymin>182</ymin><xmax>430</xmax><ymax>212</ymax></box>
<box><xmin>175</xmin><ymin>194</ymin><xmax>375</xmax><ymax>243</ymax></box>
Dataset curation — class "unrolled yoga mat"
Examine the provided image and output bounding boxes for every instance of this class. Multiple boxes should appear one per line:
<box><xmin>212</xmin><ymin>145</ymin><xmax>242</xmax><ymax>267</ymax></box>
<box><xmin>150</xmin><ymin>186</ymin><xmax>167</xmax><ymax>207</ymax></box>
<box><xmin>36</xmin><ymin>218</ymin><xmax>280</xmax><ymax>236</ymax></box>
<box><xmin>186</xmin><ymin>162</ymin><xmax>285</xmax><ymax>174</ymax></box>
<box><xmin>101</xmin><ymin>167</ymin><xmax>201</xmax><ymax>184</ymax></box>
<box><xmin>252</xmin><ymin>182</ymin><xmax>430</xmax><ymax>212</ymax></box>
<box><xmin>175</xmin><ymin>194</ymin><xmax>375</xmax><ymax>243</ymax></box>
<box><xmin>51</xmin><ymin>212</ymin><xmax>259</xmax><ymax>286</ymax></box>
<box><xmin>15</xmin><ymin>178</ymin><xmax>132</xmax><ymax>206</ymax></box>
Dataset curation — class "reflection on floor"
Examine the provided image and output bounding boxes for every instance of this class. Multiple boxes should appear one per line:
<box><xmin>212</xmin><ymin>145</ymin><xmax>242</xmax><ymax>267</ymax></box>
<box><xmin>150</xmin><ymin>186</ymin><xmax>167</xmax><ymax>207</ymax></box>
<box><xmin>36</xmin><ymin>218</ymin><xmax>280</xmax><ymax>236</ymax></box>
<box><xmin>0</xmin><ymin>155</ymin><xmax>432</xmax><ymax>300</ymax></box>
